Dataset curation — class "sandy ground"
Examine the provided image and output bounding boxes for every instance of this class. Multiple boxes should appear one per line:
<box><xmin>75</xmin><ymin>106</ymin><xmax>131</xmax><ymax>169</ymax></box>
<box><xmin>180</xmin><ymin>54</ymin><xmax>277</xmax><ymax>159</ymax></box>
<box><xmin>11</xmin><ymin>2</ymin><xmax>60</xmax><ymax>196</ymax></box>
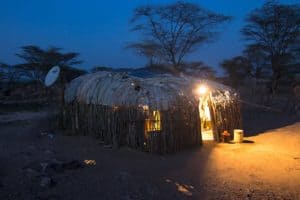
<box><xmin>0</xmin><ymin>111</ymin><xmax>299</xmax><ymax>200</ymax></box>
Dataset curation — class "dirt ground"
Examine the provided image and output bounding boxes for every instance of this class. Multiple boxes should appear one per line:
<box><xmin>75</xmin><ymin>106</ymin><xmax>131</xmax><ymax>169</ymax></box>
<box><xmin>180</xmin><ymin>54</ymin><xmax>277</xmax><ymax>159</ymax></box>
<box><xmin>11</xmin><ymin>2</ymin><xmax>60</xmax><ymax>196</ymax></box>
<box><xmin>0</xmin><ymin>110</ymin><xmax>299</xmax><ymax>200</ymax></box>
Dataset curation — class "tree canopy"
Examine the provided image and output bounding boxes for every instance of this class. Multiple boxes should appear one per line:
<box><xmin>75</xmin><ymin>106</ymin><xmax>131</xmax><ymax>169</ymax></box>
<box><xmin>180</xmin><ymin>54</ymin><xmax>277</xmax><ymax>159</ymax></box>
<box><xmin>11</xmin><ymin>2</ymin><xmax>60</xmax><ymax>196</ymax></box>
<box><xmin>15</xmin><ymin>45</ymin><xmax>84</xmax><ymax>84</ymax></box>
<box><xmin>241</xmin><ymin>0</ymin><xmax>300</xmax><ymax>93</ymax></box>
<box><xmin>129</xmin><ymin>1</ymin><xmax>231</xmax><ymax>70</ymax></box>
<box><xmin>221</xmin><ymin>56</ymin><xmax>251</xmax><ymax>87</ymax></box>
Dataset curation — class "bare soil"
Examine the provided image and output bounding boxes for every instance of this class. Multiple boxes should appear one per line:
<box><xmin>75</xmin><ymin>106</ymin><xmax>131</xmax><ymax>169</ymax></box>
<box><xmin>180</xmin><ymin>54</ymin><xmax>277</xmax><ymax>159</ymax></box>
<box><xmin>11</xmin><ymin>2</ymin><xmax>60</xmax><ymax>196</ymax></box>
<box><xmin>0</xmin><ymin>110</ymin><xmax>299</xmax><ymax>200</ymax></box>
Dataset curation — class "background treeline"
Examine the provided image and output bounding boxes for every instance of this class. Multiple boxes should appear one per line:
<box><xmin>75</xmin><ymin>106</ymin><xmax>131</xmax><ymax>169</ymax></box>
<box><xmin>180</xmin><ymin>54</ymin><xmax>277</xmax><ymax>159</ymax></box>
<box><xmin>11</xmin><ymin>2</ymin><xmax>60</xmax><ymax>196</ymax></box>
<box><xmin>0</xmin><ymin>1</ymin><xmax>299</xmax><ymax>114</ymax></box>
<box><xmin>0</xmin><ymin>46</ymin><xmax>86</xmax><ymax>86</ymax></box>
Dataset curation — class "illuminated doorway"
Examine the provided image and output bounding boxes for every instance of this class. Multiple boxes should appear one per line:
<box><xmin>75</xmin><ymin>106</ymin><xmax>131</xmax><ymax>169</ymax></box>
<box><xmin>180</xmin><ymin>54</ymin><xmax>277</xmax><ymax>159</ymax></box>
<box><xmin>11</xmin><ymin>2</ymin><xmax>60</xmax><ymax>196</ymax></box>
<box><xmin>199</xmin><ymin>96</ymin><xmax>214</xmax><ymax>141</ymax></box>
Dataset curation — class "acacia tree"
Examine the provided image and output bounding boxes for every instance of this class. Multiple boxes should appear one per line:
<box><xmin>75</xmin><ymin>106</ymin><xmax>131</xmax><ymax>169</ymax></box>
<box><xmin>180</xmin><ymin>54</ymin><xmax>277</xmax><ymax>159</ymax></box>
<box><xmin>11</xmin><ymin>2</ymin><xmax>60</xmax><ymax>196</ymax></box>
<box><xmin>242</xmin><ymin>1</ymin><xmax>300</xmax><ymax>94</ymax></box>
<box><xmin>126</xmin><ymin>41</ymin><xmax>163</xmax><ymax>66</ymax></box>
<box><xmin>181</xmin><ymin>61</ymin><xmax>216</xmax><ymax>79</ymax></box>
<box><xmin>0</xmin><ymin>63</ymin><xmax>15</xmax><ymax>82</ymax></box>
<box><xmin>221</xmin><ymin>56</ymin><xmax>251</xmax><ymax>88</ymax></box>
<box><xmin>0</xmin><ymin>63</ymin><xmax>28</xmax><ymax>83</ymax></box>
<box><xmin>243</xmin><ymin>45</ymin><xmax>271</xmax><ymax>83</ymax></box>
<box><xmin>16</xmin><ymin>45</ymin><xmax>82</xmax><ymax>84</ymax></box>
<box><xmin>130</xmin><ymin>1</ymin><xmax>231</xmax><ymax>70</ymax></box>
<box><xmin>221</xmin><ymin>44</ymin><xmax>271</xmax><ymax>88</ymax></box>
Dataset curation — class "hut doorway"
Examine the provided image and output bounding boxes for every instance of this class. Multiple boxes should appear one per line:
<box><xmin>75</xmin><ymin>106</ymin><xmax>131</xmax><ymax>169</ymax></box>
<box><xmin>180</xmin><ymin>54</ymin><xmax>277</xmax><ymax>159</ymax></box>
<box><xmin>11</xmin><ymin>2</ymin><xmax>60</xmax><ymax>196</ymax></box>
<box><xmin>199</xmin><ymin>96</ymin><xmax>214</xmax><ymax>141</ymax></box>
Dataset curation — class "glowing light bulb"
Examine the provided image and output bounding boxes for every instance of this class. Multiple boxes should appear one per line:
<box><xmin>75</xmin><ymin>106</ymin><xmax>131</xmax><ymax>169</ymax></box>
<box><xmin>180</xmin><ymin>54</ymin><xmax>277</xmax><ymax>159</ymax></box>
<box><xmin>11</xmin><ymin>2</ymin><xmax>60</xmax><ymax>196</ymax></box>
<box><xmin>196</xmin><ymin>85</ymin><xmax>208</xmax><ymax>95</ymax></box>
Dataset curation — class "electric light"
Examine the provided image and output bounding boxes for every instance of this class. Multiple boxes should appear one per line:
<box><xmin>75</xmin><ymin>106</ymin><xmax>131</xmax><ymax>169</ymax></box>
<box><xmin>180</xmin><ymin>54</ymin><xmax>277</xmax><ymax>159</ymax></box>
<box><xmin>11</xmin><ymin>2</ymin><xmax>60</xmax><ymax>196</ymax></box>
<box><xmin>196</xmin><ymin>85</ymin><xmax>208</xmax><ymax>95</ymax></box>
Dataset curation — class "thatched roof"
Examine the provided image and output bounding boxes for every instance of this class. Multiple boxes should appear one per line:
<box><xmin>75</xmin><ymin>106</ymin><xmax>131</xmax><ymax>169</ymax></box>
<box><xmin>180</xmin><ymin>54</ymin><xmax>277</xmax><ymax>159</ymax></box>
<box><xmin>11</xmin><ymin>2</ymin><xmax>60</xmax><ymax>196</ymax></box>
<box><xmin>64</xmin><ymin>71</ymin><xmax>232</xmax><ymax>110</ymax></box>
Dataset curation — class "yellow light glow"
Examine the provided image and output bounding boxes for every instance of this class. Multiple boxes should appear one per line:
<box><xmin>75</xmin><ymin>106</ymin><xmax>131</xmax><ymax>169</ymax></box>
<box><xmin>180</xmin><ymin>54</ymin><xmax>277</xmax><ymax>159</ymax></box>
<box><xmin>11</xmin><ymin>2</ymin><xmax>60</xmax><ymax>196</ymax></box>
<box><xmin>84</xmin><ymin>160</ymin><xmax>96</xmax><ymax>166</ymax></box>
<box><xmin>145</xmin><ymin>110</ymin><xmax>161</xmax><ymax>132</ymax></box>
<box><xmin>142</xmin><ymin>105</ymin><xmax>149</xmax><ymax>111</ymax></box>
<box><xmin>196</xmin><ymin>85</ymin><xmax>208</xmax><ymax>95</ymax></box>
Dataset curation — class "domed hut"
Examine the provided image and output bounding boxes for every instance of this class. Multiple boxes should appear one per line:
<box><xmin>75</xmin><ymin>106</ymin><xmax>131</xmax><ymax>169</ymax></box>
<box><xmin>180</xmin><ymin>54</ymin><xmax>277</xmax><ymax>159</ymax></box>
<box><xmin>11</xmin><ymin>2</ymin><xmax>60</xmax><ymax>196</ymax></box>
<box><xmin>63</xmin><ymin>71</ymin><xmax>242</xmax><ymax>154</ymax></box>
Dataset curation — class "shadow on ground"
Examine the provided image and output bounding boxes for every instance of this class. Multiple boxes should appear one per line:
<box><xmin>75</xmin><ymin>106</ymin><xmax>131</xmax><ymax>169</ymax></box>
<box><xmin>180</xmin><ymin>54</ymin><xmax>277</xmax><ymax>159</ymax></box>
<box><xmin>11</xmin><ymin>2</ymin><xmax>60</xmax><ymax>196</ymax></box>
<box><xmin>0</xmin><ymin>111</ymin><xmax>215</xmax><ymax>200</ymax></box>
<box><xmin>242</xmin><ymin>110</ymin><xmax>300</xmax><ymax>136</ymax></box>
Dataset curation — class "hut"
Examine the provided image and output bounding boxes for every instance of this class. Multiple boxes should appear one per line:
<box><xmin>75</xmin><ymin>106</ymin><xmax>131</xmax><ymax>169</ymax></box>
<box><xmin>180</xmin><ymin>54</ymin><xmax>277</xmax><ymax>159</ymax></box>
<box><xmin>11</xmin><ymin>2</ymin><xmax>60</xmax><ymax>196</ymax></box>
<box><xmin>63</xmin><ymin>71</ymin><xmax>242</xmax><ymax>154</ymax></box>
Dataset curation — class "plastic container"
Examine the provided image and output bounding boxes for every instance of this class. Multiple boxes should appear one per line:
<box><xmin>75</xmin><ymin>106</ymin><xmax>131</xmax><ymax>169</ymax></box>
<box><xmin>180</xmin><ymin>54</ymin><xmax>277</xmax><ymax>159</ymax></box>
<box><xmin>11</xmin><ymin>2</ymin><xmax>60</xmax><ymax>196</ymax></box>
<box><xmin>234</xmin><ymin>129</ymin><xmax>244</xmax><ymax>143</ymax></box>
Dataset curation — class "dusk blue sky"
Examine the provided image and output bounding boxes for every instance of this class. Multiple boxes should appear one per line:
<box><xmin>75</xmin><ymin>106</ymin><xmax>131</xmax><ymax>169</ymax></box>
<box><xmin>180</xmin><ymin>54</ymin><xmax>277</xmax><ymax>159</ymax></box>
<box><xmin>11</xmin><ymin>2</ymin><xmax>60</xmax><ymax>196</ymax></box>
<box><xmin>0</xmin><ymin>0</ymin><xmax>299</xmax><ymax>72</ymax></box>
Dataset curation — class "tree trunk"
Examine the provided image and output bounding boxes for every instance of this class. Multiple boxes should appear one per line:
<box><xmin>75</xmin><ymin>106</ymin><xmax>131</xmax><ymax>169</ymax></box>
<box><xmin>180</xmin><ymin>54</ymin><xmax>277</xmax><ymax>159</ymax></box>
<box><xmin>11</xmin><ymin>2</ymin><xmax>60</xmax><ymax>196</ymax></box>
<box><xmin>270</xmin><ymin>57</ymin><xmax>282</xmax><ymax>96</ymax></box>
<box><xmin>270</xmin><ymin>72</ymin><xmax>280</xmax><ymax>95</ymax></box>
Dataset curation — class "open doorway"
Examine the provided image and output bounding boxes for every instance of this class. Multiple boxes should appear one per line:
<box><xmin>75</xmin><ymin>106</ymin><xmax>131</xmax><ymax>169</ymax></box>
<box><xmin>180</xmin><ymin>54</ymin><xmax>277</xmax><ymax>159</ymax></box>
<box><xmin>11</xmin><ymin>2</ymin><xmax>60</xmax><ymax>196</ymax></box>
<box><xmin>199</xmin><ymin>95</ymin><xmax>214</xmax><ymax>141</ymax></box>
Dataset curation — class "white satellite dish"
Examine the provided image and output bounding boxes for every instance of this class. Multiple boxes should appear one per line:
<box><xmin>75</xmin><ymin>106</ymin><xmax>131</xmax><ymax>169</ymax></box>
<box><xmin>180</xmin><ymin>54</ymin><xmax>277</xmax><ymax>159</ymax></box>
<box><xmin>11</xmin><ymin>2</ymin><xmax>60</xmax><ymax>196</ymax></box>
<box><xmin>44</xmin><ymin>66</ymin><xmax>60</xmax><ymax>87</ymax></box>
